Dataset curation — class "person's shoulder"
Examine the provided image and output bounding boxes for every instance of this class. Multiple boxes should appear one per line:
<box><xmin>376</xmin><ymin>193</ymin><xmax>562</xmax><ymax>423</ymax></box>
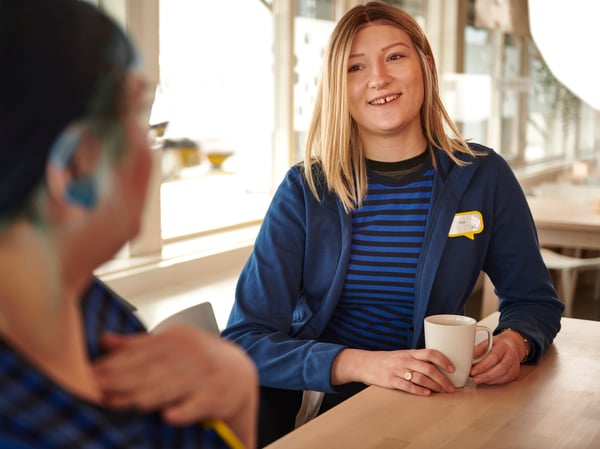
<box><xmin>467</xmin><ymin>141</ymin><xmax>494</xmax><ymax>155</ymax></box>
<box><xmin>81</xmin><ymin>278</ymin><xmax>147</xmax><ymax>334</ymax></box>
<box><xmin>285</xmin><ymin>161</ymin><xmax>305</xmax><ymax>181</ymax></box>
<box><xmin>82</xmin><ymin>278</ymin><xmax>137</xmax><ymax>313</ymax></box>
<box><xmin>287</xmin><ymin>159</ymin><xmax>323</xmax><ymax>176</ymax></box>
<box><xmin>281</xmin><ymin>160</ymin><xmax>326</xmax><ymax>190</ymax></box>
<box><xmin>436</xmin><ymin>142</ymin><xmax>513</xmax><ymax>181</ymax></box>
<box><xmin>456</xmin><ymin>142</ymin><xmax>510</xmax><ymax>169</ymax></box>
<box><xmin>469</xmin><ymin>142</ymin><xmax>513</xmax><ymax>169</ymax></box>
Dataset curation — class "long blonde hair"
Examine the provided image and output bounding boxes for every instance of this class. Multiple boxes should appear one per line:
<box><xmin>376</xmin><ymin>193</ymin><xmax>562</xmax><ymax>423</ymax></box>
<box><xmin>303</xmin><ymin>1</ymin><xmax>476</xmax><ymax>212</ymax></box>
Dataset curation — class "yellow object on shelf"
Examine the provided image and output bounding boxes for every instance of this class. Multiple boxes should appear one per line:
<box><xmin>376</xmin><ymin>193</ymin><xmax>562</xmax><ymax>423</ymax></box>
<box><xmin>178</xmin><ymin>146</ymin><xmax>201</xmax><ymax>167</ymax></box>
<box><xmin>206</xmin><ymin>152</ymin><xmax>233</xmax><ymax>169</ymax></box>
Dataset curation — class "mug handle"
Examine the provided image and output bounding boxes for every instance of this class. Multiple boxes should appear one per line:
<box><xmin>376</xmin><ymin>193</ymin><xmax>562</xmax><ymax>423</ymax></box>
<box><xmin>472</xmin><ymin>325</ymin><xmax>493</xmax><ymax>364</ymax></box>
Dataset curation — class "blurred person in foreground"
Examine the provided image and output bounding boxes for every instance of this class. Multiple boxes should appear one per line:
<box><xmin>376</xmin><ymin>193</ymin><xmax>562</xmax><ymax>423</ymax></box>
<box><xmin>222</xmin><ymin>2</ymin><xmax>563</xmax><ymax>446</ymax></box>
<box><xmin>0</xmin><ymin>0</ymin><xmax>257</xmax><ymax>447</ymax></box>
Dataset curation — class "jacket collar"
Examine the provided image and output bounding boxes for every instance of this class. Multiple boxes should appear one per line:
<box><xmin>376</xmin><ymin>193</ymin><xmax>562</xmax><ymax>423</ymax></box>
<box><xmin>411</xmin><ymin>146</ymin><xmax>485</xmax><ymax>344</ymax></box>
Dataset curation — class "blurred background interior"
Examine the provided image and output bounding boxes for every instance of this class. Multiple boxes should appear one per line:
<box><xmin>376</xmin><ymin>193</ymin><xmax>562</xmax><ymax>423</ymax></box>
<box><xmin>89</xmin><ymin>0</ymin><xmax>600</xmax><ymax>330</ymax></box>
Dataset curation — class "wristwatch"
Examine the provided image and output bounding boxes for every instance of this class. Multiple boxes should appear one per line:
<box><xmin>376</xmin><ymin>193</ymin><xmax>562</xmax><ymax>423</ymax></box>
<box><xmin>499</xmin><ymin>328</ymin><xmax>531</xmax><ymax>363</ymax></box>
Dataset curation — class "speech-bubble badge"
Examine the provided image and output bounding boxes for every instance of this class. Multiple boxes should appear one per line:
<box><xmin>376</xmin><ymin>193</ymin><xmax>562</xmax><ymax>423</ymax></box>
<box><xmin>448</xmin><ymin>211</ymin><xmax>484</xmax><ymax>240</ymax></box>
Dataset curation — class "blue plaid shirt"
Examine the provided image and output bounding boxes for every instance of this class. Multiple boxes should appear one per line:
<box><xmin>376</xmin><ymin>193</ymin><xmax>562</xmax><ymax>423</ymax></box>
<box><xmin>0</xmin><ymin>279</ymin><xmax>233</xmax><ymax>448</ymax></box>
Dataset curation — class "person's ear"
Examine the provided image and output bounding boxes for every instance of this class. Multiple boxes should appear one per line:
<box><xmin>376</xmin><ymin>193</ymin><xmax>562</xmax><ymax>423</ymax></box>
<box><xmin>64</xmin><ymin>174</ymin><xmax>98</xmax><ymax>208</ymax></box>
<box><xmin>47</xmin><ymin>126</ymin><xmax>101</xmax><ymax>209</ymax></box>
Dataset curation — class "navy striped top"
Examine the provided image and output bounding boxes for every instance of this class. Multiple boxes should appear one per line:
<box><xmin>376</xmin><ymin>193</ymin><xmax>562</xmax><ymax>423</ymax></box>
<box><xmin>0</xmin><ymin>279</ymin><xmax>232</xmax><ymax>449</ymax></box>
<box><xmin>321</xmin><ymin>153</ymin><xmax>433</xmax><ymax>350</ymax></box>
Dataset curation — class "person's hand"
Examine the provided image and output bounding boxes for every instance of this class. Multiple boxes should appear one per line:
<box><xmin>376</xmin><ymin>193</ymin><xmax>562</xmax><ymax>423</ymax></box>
<box><xmin>469</xmin><ymin>330</ymin><xmax>525</xmax><ymax>385</ymax></box>
<box><xmin>92</xmin><ymin>326</ymin><xmax>258</xmax><ymax>449</ymax></box>
<box><xmin>332</xmin><ymin>348</ymin><xmax>456</xmax><ymax>396</ymax></box>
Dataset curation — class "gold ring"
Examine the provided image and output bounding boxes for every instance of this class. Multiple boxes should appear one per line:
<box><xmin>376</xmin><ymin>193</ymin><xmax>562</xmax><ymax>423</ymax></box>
<box><xmin>404</xmin><ymin>371</ymin><xmax>413</xmax><ymax>382</ymax></box>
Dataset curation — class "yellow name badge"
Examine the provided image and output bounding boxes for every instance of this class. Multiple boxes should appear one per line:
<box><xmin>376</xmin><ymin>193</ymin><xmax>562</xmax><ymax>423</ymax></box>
<box><xmin>448</xmin><ymin>211</ymin><xmax>484</xmax><ymax>240</ymax></box>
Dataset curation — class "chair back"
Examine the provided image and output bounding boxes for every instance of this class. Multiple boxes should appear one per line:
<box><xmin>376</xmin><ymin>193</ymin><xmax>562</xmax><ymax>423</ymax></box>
<box><xmin>151</xmin><ymin>302</ymin><xmax>220</xmax><ymax>335</ymax></box>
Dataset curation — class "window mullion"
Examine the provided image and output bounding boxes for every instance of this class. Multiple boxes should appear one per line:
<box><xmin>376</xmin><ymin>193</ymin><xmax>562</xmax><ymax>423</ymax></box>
<box><xmin>272</xmin><ymin>0</ymin><xmax>296</xmax><ymax>189</ymax></box>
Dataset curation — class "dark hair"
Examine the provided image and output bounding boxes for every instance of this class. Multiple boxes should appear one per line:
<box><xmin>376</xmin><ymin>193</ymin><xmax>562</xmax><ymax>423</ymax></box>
<box><xmin>0</xmin><ymin>0</ymin><xmax>137</xmax><ymax>217</ymax></box>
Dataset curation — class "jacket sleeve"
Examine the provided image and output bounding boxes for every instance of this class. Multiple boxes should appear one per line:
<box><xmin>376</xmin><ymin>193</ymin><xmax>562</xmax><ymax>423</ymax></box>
<box><xmin>221</xmin><ymin>167</ymin><xmax>346</xmax><ymax>392</ymax></box>
<box><xmin>481</xmin><ymin>152</ymin><xmax>564</xmax><ymax>363</ymax></box>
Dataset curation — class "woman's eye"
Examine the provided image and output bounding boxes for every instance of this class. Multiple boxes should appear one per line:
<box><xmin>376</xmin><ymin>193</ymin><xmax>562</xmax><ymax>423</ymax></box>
<box><xmin>348</xmin><ymin>64</ymin><xmax>361</xmax><ymax>73</ymax></box>
<box><xmin>388</xmin><ymin>54</ymin><xmax>405</xmax><ymax>61</ymax></box>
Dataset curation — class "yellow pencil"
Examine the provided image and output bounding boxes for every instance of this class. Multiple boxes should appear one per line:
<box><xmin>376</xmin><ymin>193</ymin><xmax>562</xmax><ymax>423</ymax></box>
<box><xmin>203</xmin><ymin>418</ymin><xmax>245</xmax><ymax>449</ymax></box>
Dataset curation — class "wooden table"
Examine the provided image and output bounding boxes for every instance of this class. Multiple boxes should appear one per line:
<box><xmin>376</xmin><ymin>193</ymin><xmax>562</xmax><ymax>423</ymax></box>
<box><xmin>265</xmin><ymin>313</ymin><xmax>600</xmax><ymax>449</ymax></box>
<box><xmin>526</xmin><ymin>195</ymin><xmax>600</xmax><ymax>250</ymax></box>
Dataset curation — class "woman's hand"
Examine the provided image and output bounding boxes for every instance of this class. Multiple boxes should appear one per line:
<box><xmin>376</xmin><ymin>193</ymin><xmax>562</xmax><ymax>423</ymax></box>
<box><xmin>470</xmin><ymin>330</ymin><xmax>525</xmax><ymax>385</ymax></box>
<box><xmin>332</xmin><ymin>348</ymin><xmax>456</xmax><ymax>396</ymax></box>
<box><xmin>92</xmin><ymin>326</ymin><xmax>258</xmax><ymax>449</ymax></box>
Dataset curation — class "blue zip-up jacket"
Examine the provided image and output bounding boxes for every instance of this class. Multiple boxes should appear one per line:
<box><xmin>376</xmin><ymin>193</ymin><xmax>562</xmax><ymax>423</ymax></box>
<box><xmin>222</xmin><ymin>145</ymin><xmax>564</xmax><ymax>393</ymax></box>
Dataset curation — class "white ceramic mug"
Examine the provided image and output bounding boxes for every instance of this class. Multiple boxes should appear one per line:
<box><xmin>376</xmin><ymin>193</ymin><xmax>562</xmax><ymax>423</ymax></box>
<box><xmin>424</xmin><ymin>314</ymin><xmax>493</xmax><ymax>388</ymax></box>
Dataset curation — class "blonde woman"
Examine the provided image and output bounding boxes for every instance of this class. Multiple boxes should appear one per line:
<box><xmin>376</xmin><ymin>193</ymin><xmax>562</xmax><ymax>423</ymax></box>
<box><xmin>223</xmin><ymin>1</ymin><xmax>563</xmax><ymax>446</ymax></box>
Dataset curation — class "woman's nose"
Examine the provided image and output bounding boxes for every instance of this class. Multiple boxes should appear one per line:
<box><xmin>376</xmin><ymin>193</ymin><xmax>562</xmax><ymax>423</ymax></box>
<box><xmin>368</xmin><ymin>79</ymin><xmax>390</xmax><ymax>90</ymax></box>
<box><xmin>367</xmin><ymin>63</ymin><xmax>391</xmax><ymax>90</ymax></box>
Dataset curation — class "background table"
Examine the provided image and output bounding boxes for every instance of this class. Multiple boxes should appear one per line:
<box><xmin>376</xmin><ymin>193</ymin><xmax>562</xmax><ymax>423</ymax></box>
<box><xmin>526</xmin><ymin>195</ymin><xmax>600</xmax><ymax>250</ymax></box>
<box><xmin>265</xmin><ymin>313</ymin><xmax>600</xmax><ymax>449</ymax></box>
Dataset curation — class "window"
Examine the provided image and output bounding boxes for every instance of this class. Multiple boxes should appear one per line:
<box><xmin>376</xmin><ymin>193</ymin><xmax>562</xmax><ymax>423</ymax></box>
<box><xmin>155</xmin><ymin>0</ymin><xmax>274</xmax><ymax>240</ymax></box>
<box><xmin>293</xmin><ymin>1</ymin><xmax>336</xmax><ymax>162</ymax></box>
<box><xmin>155</xmin><ymin>0</ymin><xmax>345</xmax><ymax>241</ymax></box>
<box><xmin>463</xmin><ymin>0</ymin><xmax>599</xmax><ymax>167</ymax></box>
<box><xmin>460</xmin><ymin>26</ymin><xmax>493</xmax><ymax>147</ymax></box>
<box><xmin>526</xmin><ymin>43</ymin><xmax>576</xmax><ymax>162</ymax></box>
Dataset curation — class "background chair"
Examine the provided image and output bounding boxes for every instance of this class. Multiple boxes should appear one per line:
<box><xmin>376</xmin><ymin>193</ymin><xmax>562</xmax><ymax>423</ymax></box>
<box><xmin>151</xmin><ymin>301</ymin><xmax>220</xmax><ymax>335</ymax></box>
<box><xmin>539</xmin><ymin>248</ymin><xmax>600</xmax><ymax>317</ymax></box>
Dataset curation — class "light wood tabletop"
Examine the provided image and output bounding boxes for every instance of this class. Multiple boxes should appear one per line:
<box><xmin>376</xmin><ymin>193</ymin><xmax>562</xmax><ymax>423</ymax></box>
<box><xmin>265</xmin><ymin>313</ymin><xmax>600</xmax><ymax>449</ymax></box>
<box><xmin>526</xmin><ymin>195</ymin><xmax>600</xmax><ymax>250</ymax></box>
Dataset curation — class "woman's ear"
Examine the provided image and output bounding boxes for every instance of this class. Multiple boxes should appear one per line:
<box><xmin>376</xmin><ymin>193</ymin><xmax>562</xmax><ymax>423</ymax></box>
<box><xmin>46</xmin><ymin>126</ymin><xmax>101</xmax><ymax>209</ymax></box>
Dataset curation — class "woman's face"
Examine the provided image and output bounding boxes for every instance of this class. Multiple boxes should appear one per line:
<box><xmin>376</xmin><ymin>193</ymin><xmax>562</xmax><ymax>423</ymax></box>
<box><xmin>105</xmin><ymin>73</ymin><xmax>153</xmax><ymax>242</ymax></box>
<box><xmin>346</xmin><ymin>24</ymin><xmax>425</xmax><ymax>152</ymax></box>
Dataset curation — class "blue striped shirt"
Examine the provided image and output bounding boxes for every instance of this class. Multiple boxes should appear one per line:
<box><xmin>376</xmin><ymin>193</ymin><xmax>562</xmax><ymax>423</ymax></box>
<box><xmin>322</xmin><ymin>157</ymin><xmax>433</xmax><ymax>350</ymax></box>
<box><xmin>0</xmin><ymin>279</ymin><xmax>232</xmax><ymax>449</ymax></box>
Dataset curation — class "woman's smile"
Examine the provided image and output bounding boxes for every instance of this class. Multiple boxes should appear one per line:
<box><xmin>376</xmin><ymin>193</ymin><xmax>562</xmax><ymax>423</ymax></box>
<box><xmin>368</xmin><ymin>93</ymin><xmax>401</xmax><ymax>105</ymax></box>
